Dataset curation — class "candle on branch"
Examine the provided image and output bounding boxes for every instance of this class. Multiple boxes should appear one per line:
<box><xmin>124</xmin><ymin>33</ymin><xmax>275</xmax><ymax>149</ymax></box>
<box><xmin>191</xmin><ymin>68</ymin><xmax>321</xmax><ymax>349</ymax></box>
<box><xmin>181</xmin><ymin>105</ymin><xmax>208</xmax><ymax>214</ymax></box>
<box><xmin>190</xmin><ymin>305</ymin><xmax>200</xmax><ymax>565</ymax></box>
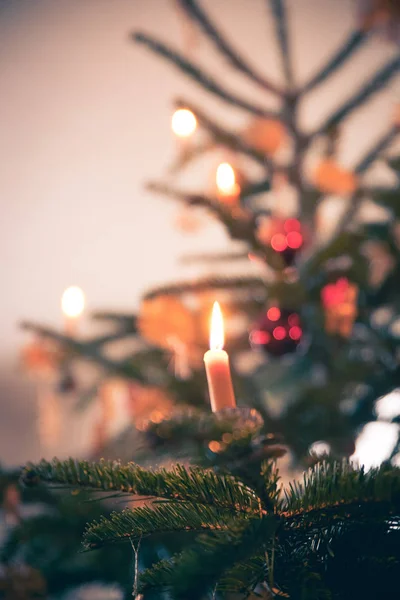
<box><xmin>204</xmin><ymin>301</ymin><xmax>236</xmax><ymax>412</ymax></box>
<box><xmin>216</xmin><ymin>162</ymin><xmax>240</xmax><ymax>205</ymax></box>
<box><xmin>61</xmin><ymin>286</ymin><xmax>85</xmax><ymax>336</ymax></box>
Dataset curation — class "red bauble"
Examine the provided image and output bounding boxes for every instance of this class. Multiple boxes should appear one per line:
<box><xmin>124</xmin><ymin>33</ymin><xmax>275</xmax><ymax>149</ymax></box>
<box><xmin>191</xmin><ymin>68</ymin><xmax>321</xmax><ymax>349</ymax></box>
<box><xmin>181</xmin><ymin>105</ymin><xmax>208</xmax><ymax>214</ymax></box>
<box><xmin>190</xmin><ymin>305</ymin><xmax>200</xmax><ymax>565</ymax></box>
<box><xmin>250</xmin><ymin>307</ymin><xmax>303</xmax><ymax>356</ymax></box>
<box><xmin>257</xmin><ymin>217</ymin><xmax>304</xmax><ymax>266</ymax></box>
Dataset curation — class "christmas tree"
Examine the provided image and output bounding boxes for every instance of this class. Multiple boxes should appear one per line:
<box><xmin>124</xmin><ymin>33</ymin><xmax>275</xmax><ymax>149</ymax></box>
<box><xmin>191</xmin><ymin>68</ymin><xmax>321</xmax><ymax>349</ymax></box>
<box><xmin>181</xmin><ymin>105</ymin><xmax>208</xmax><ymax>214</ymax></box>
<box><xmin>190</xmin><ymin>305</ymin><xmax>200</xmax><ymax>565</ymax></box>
<box><xmin>6</xmin><ymin>1</ymin><xmax>400</xmax><ymax>597</ymax></box>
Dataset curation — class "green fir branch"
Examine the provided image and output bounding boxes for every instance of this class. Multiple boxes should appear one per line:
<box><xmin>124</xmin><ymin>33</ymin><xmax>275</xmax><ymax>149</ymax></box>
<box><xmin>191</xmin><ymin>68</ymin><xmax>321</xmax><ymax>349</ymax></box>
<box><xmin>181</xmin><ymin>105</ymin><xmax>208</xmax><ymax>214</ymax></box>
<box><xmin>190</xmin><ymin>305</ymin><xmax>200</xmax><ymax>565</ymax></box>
<box><xmin>299</xmin><ymin>231</ymin><xmax>364</xmax><ymax>278</ymax></box>
<box><xmin>282</xmin><ymin>460</ymin><xmax>400</xmax><ymax>518</ymax></box>
<box><xmin>22</xmin><ymin>459</ymin><xmax>262</xmax><ymax>514</ymax></box>
<box><xmin>138</xmin><ymin>557</ymin><xmax>177</xmax><ymax>591</ymax></box>
<box><xmin>313</xmin><ymin>55</ymin><xmax>400</xmax><ymax>136</ymax></box>
<box><xmin>370</xmin><ymin>187</ymin><xmax>400</xmax><ymax>218</ymax></box>
<box><xmin>20</xmin><ymin>322</ymin><xmax>146</xmax><ymax>382</ymax></box>
<box><xmin>180</xmin><ymin>250</ymin><xmax>250</xmax><ymax>263</ymax></box>
<box><xmin>177</xmin><ymin>0</ymin><xmax>282</xmax><ymax>96</ymax></box>
<box><xmin>145</xmin><ymin>181</ymin><xmax>284</xmax><ymax>267</ymax></box>
<box><xmin>83</xmin><ymin>502</ymin><xmax>240</xmax><ymax>549</ymax></box>
<box><xmin>332</xmin><ymin>127</ymin><xmax>399</xmax><ymax>235</ymax></box>
<box><xmin>143</xmin><ymin>275</ymin><xmax>268</xmax><ymax>301</ymax></box>
<box><xmin>301</xmin><ymin>30</ymin><xmax>369</xmax><ymax>95</ymax></box>
<box><xmin>355</xmin><ymin>125</ymin><xmax>399</xmax><ymax>174</ymax></box>
<box><xmin>216</xmin><ymin>553</ymin><xmax>267</xmax><ymax>594</ymax></box>
<box><xmin>269</xmin><ymin>0</ymin><xmax>294</xmax><ymax>88</ymax></box>
<box><xmin>139</xmin><ymin>516</ymin><xmax>278</xmax><ymax>598</ymax></box>
<box><xmin>133</xmin><ymin>32</ymin><xmax>279</xmax><ymax>119</ymax></box>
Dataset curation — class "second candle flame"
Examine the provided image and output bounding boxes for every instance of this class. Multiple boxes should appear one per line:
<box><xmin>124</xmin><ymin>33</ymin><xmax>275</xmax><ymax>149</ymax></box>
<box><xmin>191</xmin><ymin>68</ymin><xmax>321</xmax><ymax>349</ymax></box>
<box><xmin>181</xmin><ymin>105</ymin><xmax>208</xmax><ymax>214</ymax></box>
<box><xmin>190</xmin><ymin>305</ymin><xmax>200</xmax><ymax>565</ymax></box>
<box><xmin>210</xmin><ymin>301</ymin><xmax>224</xmax><ymax>350</ymax></box>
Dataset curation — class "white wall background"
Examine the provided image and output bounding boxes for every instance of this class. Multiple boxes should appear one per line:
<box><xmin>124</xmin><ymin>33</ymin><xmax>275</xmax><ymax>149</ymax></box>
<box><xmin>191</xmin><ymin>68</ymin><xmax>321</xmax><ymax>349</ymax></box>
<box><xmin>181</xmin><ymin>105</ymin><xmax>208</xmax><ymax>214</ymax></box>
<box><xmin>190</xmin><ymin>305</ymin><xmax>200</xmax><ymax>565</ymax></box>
<box><xmin>0</xmin><ymin>0</ymin><xmax>398</xmax><ymax>465</ymax></box>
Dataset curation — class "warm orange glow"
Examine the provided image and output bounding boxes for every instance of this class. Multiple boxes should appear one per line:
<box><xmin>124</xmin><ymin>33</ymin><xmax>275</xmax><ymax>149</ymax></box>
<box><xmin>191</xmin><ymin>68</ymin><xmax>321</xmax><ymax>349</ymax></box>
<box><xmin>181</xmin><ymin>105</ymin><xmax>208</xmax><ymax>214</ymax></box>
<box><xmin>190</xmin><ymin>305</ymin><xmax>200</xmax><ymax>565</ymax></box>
<box><xmin>210</xmin><ymin>301</ymin><xmax>224</xmax><ymax>350</ymax></box>
<box><xmin>208</xmin><ymin>440</ymin><xmax>222</xmax><ymax>453</ymax></box>
<box><xmin>216</xmin><ymin>162</ymin><xmax>237</xmax><ymax>195</ymax></box>
<box><xmin>61</xmin><ymin>286</ymin><xmax>85</xmax><ymax>318</ymax></box>
<box><xmin>171</xmin><ymin>108</ymin><xmax>197</xmax><ymax>138</ymax></box>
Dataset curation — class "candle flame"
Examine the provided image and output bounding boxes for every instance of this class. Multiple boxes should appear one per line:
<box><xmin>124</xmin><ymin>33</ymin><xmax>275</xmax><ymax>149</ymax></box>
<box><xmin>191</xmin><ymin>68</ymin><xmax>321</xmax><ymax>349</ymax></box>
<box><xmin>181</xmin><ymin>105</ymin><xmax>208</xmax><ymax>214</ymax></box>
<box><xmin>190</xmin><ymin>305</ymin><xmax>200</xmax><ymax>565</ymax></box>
<box><xmin>216</xmin><ymin>162</ymin><xmax>236</xmax><ymax>195</ymax></box>
<box><xmin>210</xmin><ymin>301</ymin><xmax>224</xmax><ymax>350</ymax></box>
<box><xmin>61</xmin><ymin>286</ymin><xmax>85</xmax><ymax>318</ymax></box>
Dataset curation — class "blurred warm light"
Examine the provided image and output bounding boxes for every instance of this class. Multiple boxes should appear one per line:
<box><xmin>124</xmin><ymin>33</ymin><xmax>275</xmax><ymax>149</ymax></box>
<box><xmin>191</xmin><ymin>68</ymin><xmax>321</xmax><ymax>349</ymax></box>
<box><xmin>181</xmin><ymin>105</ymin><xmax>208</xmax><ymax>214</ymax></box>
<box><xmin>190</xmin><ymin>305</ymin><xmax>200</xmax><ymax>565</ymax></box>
<box><xmin>286</xmin><ymin>231</ymin><xmax>303</xmax><ymax>249</ymax></box>
<box><xmin>61</xmin><ymin>286</ymin><xmax>85</xmax><ymax>318</ymax></box>
<box><xmin>375</xmin><ymin>389</ymin><xmax>400</xmax><ymax>420</ymax></box>
<box><xmin>371</xmin><ymin>306</ymin><xmax>394</xmax><ymax>327</ymax></box>
<box><xmin>250</xmin><ymin>330</ymin><xmax>270</xmax><ymax>344</ymax></box>
<box><xmin>270</xmin><ymin>233</ymin><xmax>287</xmax><ymax>252</ymax></box>
<box><xmin>309</xmin><ymin>441</ymin><xmax>331</xmax><ymax>456</ymax></box>
<box><xmin>273</xmin><ymin>326</ymin><xmax>286</xmax><ymax>340</ymax></box>
<box><xmin>267</xmin><ymin>307</ymin><xmax>281</xmax><ymax>322</ymax></box>
<box><xmin>171</xmin><ymin>108</ymin><xmax>197</xmax><ymax>138</ymax></box>
<box><xmin>216</xmin><ymin>162</ymin><xmax>238</xmax><ymax>195</ymax></box>
<box><xmin>208</xmin><ymin>440</ymin><xmax>221</xmax><ymax>452</ymax></box>
<box><xmin>149</xmin><ymin>409</ymin><xmax>164</xmax><ymax>424</ymax></box>
<box><xmin>284</xmin><ymin>218</ymin><xmax>301</xmax><ymax>233</ymax></box>
<box><xmin>210</xmin><ymin>301</ymin><xmax>224</xmax><ymax>350</ymax></box>
<box><xmin>390</xmin><ymin>317</ymin><xmax>400</xmax><ymax>337</ymax></box>
<box><xmin>289</xmin><ymin>326</ymin><xmax>302</xmax><ymax>340</ymax></box>
<box><xmin>351</xmin><ymin>421</ymin><xmax>399</xmax><ymax>470</ymax></box>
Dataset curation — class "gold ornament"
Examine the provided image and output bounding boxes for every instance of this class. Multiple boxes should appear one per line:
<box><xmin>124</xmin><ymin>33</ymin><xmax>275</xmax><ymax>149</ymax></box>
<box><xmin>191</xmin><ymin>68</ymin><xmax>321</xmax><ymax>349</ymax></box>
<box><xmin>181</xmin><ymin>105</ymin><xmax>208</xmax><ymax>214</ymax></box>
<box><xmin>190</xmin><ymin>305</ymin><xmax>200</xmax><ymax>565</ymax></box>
<box><xmin>138</xmin><ymin>296</ymin><xmax>197</xmax><ymax>349</ymax></box>
<box><xmin>243</xmin><ymin>118</ymin><xmax>286</xmax><ymax>155</ymax></box>
<box><xmin>314</xmin><ymin>159</ymin><xmax>358</xmax><ymax>195</ymax></box>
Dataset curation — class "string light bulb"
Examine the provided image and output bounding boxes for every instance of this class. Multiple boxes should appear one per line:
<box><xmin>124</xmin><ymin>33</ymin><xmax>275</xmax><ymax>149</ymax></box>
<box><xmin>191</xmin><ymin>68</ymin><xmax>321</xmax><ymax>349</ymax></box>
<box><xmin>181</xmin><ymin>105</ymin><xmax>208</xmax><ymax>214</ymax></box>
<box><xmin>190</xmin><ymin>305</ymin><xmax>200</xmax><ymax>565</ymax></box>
<box><xmin>171</xmin><ymin>108</ymin><xmax>197</xmax><ymax>138</ymax></box>
<box><xmin>61</xmin><ymin>286</ymin><xmax>85</xmax><ymax>319</ymax></box>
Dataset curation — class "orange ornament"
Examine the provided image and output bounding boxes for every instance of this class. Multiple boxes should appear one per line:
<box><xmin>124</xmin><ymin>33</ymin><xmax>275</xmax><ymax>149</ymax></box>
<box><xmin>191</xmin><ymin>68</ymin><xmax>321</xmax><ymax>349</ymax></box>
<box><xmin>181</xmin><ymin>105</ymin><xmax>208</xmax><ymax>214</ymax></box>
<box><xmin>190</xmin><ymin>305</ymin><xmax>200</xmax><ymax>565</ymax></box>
<box><xmin>138</xmin><ymin>296</ymin><xmax>197</xmax><ymax>349</ymax></box>
<box><xmin>244</xmin><ymin>118</ymin><xmax>286</xmax><ymax>155</ymax></box>
<box><xmin>314</xmin><ymin>159</ymin><xmax>357</xmax><ymax>195</ymax></box>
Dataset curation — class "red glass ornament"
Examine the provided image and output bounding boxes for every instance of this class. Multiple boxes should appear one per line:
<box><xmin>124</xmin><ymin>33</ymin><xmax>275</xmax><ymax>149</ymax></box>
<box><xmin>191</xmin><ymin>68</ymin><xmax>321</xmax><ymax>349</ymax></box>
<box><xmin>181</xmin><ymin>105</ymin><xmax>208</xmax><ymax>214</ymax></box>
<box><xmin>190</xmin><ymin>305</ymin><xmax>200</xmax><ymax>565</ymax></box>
<box><xmin>250</xmin><ymin>307</ymin><xmax>303</xmax><ymax>356</ymax></box>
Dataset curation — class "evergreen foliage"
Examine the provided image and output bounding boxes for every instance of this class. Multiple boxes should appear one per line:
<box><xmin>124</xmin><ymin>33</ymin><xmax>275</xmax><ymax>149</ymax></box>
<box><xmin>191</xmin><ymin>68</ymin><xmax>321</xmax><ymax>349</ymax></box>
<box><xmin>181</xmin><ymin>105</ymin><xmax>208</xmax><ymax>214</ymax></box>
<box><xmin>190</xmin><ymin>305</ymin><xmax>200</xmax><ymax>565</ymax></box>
<box><xmin>22</xmin><ymin>456</ymin><xmax>400</xmax><ymax>599</ymax></box>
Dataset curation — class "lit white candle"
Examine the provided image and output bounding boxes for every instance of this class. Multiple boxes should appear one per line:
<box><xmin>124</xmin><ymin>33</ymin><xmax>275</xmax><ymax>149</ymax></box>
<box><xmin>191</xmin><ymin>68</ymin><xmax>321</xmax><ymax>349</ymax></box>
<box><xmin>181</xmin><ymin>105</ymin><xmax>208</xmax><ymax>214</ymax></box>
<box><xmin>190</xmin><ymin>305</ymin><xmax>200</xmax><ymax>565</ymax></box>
<box><xmin>216</xmin><ymin>162</ymin><xmax>240</xmax><ymax>205</ymax></box>
<box><xmin>61</xmin><ymin>286</ymin><xmax>85</xmax><ymax>336</ymax></box>
<box><xmin>204</xmin><ymin>302</ymin><xmax>236</xmax><ymax>412</ymax></box>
